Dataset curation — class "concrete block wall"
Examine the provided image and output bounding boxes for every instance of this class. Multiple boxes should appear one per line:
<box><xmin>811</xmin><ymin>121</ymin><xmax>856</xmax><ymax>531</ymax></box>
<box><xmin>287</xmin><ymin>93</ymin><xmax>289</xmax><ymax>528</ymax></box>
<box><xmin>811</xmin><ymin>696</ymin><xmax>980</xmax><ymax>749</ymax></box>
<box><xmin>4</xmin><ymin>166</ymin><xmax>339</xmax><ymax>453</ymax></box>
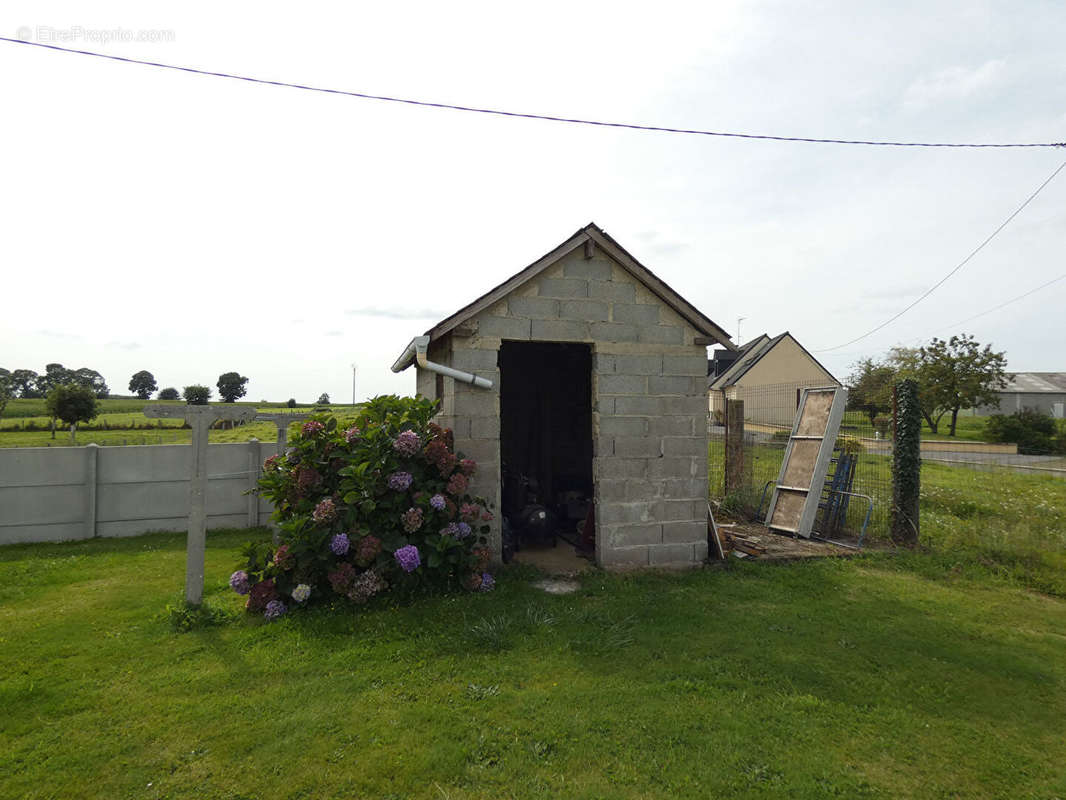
<box><xmin>0</xmin><ymin>441</ymin><xmax>277</xmax><ymax>545</ymax></box>
<box><xmin>416</xmin><ymin>244</ymin><xmax>710</xmax><ymax>568</ymax></box>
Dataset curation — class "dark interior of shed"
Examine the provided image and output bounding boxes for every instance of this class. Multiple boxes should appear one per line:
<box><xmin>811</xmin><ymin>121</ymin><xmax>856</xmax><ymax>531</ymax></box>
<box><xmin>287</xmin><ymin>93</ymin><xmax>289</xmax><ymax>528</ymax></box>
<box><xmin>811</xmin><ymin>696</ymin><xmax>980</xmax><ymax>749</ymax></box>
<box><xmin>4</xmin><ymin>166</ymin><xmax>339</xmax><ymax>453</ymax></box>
<box><xmin>499</xmin><ymin>341</ymin><xmax>594</xmax><ymax>561</ymax></box>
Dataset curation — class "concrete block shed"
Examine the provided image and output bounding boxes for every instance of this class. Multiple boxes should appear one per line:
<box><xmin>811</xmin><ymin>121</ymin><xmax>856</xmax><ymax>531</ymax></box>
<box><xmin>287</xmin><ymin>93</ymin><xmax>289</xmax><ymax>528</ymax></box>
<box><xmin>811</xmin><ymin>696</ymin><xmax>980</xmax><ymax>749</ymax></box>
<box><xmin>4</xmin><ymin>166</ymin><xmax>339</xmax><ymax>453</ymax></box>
<box><xmin>392</xmin><ymin>223</ymin><xmax>735</xmax><ymax>568</ymax></box>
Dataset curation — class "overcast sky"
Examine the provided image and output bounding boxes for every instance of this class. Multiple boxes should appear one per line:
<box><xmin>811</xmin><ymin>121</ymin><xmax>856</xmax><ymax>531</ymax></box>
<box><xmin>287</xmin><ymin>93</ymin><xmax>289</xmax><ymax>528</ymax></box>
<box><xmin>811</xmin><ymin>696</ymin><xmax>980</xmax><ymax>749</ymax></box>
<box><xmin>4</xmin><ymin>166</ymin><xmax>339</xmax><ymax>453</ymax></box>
<box><xmin>2</xmin><ymin>1</ymin><xmax>1063</xmax><ymax>403</ymax></box>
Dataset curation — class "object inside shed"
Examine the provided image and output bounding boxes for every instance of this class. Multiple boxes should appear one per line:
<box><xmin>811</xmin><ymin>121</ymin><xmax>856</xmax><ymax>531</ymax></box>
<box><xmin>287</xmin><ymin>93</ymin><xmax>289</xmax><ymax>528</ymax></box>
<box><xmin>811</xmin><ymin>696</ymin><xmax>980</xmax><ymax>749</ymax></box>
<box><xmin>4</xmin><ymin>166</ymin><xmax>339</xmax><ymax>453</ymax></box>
<box><xmin>500</xmin><ymin>341</ymin><xmax>593</xmax><ymax>559</ymax></box>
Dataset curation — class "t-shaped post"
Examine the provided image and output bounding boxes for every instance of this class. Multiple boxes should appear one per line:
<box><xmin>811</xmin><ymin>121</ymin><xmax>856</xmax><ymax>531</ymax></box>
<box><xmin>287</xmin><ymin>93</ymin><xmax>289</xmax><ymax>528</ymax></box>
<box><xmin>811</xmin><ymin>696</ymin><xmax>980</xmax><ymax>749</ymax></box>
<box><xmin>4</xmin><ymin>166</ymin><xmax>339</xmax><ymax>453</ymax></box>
<box><xmin>144</xmin><ymin>404</ymin><xmax>259</xmax><ymax>605</ymax></box>
<box><xmin>254</xmin><ymin>412</ymin><xmax>311</xmax><ymax>453</ymax></box>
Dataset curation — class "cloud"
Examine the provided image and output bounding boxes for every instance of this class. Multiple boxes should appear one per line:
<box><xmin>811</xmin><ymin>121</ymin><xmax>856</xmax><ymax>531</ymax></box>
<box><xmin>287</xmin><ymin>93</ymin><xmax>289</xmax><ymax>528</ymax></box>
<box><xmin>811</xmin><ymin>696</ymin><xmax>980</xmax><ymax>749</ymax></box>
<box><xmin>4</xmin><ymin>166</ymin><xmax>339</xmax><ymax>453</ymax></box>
<box><xmin>634</xmin><ymin>230</ymin><xmax>689</xmax><ymax>257</ymax></box>
<box><xmin>902</xmin><ymin>59</ymin><xmax>1006</xmax><ymax>110</ymax></box>
<box><xmin>862</xmin><ymin>285</ymin><xmax>926</xmax><ymax>301</ymax></box>
<box><xmin>344</xmin><ymin>307</ymin><xmax>449</xmax><ymax>320</ymax></box>
<box><xmin>37</xmin><ymin>330</ymin><xmax>83</xmax><ymax>340</ymax></box>
<box><xmin>324</xmin><ymin>330</ymin><xmax>343</xmax><ymax>337</ymax></box>
<box><xmin>105</xmin><ymin>341</ymin><xmax>142</xmax><ymax>350</ymax></box>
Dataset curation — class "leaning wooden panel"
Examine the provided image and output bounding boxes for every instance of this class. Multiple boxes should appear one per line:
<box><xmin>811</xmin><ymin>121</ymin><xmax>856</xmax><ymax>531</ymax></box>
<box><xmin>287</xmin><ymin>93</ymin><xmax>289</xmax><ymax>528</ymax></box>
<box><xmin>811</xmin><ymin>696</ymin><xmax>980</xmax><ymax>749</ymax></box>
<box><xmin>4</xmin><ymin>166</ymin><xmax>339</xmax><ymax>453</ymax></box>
<box><xmin>764</xmin><ymin>386</ymin><xmax>847</xmax><ymax>539</ymax></box>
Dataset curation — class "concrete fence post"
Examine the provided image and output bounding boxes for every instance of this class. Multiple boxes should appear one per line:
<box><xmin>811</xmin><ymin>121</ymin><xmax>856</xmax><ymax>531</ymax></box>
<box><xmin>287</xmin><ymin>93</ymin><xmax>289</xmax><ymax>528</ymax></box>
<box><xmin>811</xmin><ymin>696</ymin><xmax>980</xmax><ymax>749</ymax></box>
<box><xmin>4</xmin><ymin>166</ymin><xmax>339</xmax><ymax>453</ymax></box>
<box><xmin>247</xmin><ymin>438</ymin><xmax>260</xmax><ymax>528</ymax></box>
<box><xmin>724</xmin><ymin>399</ymin><xmax>746</xmax><ymax>495</ymax></box>
<box><xmin>85</xmin><ymin>443</ymin><xmax>99</xmax><ymax>539</ymax></box>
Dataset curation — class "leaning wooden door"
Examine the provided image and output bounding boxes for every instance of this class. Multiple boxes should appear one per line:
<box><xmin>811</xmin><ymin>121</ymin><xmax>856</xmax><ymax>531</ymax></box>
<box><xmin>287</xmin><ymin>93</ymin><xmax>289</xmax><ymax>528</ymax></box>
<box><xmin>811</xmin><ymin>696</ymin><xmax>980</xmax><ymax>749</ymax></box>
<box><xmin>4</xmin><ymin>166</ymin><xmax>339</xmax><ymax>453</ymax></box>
<box><xmin>764</xmin><ymin>386</ymin><xmax>847</xmax><ymax>539</ymax></box>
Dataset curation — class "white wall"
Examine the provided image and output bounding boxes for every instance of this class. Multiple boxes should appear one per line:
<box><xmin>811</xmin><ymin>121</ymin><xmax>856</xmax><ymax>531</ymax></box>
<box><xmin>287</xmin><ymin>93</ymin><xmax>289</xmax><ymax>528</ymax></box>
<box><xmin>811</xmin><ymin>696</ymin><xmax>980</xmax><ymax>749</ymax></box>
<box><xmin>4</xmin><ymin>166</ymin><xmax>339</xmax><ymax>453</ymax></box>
<box><xmin>0</xmin><ymin>441</ymin><xmax>278</xmax><ymax>545</ymax></box>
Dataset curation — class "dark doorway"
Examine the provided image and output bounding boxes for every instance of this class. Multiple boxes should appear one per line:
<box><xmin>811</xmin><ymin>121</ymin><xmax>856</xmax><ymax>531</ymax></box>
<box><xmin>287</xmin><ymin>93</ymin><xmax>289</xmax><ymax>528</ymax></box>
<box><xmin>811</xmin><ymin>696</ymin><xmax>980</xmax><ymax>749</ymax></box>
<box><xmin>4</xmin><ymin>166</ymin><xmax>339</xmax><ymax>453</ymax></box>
<box><xmin>499</xmin><ymin>341</ymin><xmax>593</xmax><ymax>559</ymax></box>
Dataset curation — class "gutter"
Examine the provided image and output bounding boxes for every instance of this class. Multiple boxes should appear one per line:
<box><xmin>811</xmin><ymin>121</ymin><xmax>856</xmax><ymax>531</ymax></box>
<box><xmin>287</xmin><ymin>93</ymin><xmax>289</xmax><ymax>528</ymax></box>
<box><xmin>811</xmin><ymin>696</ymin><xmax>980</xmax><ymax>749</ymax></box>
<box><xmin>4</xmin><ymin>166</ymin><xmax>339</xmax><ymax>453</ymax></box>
<box><xmin>391</xmin><ymin>335</ymin><xmax>494</xmax><ymax>389</ymax></box>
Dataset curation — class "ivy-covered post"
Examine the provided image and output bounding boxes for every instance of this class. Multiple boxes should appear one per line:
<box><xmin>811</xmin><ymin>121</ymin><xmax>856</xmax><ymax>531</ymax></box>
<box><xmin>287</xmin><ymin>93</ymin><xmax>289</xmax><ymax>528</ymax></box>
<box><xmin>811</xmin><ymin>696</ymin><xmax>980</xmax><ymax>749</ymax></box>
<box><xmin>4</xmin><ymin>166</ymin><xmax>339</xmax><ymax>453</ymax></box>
<box><xmin>891</xmin><ymin>379</ymin><xmax>921</xmax><ymax>546</ymax></box>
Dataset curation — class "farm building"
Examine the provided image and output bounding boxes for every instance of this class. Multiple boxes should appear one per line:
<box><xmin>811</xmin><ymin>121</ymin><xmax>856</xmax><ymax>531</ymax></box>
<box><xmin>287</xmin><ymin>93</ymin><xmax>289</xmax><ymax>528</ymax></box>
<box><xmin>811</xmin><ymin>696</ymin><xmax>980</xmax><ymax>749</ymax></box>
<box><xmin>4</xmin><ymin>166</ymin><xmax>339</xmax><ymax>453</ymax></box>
<box><xmin>708</xmin><ymin>332</ymin><xmax>839</xmax><ymax>427</ymax></box>
<box><xmin>391</xmin><ymin>223</ymin><xmax>735</xmax><ymax>569</ymax></box>
<box><xmin>972</xmin><ymin>372</ymin><xmax>1066</xmax><ymax>418</ymax></box>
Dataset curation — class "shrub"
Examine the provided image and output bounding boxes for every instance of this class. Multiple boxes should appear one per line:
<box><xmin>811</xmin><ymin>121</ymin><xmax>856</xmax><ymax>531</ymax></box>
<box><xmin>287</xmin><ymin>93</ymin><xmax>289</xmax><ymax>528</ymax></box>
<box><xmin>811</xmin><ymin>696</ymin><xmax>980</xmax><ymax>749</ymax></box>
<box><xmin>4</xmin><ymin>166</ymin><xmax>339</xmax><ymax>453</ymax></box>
<box><xmin>837</xmin><ymin>435</ymin><xmax>864</xmax><ymax>455</ymax></box>
<box><xmin>158</xmin><ymin>387</ymin><xmax>180</xmax><ymax>401</ymax></box>
<box><xmin>240</xmin><ymin>395</ymin><xmax>494</xmax><ymax>619</ymax></box>
<box><xmin>985</xmin><ymin>410</ymin><xmax>1064</xmax><ymax>455</ymax></box>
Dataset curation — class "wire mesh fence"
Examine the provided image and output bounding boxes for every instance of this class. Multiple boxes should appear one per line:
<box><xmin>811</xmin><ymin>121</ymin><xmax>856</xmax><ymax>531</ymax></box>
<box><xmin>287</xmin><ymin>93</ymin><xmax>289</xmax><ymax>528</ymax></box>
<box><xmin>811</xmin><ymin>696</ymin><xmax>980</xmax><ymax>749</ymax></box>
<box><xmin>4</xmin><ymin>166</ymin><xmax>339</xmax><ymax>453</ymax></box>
<box><xmin>709</xmin><ymin>382</ymin><xmax>1066</xmax><ymax>544</ymax></box>
<box><xmin>709</xmin><ymin>382</ymin><xmax>892</xmax><ymax>541</ymax></box>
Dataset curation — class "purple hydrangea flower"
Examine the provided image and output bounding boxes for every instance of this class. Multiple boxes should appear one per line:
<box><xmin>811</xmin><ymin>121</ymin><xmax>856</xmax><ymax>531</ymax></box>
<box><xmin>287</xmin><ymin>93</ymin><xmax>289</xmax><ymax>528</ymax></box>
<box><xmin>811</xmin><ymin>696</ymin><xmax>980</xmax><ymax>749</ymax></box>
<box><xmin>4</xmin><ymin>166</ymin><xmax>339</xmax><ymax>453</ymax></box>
<box><xmin>479</xmin><ymin>573</ymin><xmax>495</xmax><ymax>592</ymax></box>
<box><xmin>457</xmin><ymin>522</ymin><xmax>472</xmax><ymax>539</ymax></box>
<box><xmin>229</xmin><ymin>570</ymin><xmax>251</xmax><ymax>595</ymax></box>
<box><xmin>387</xmin><ymin>471</ymin><xmax>413</xmax><ymax>491</ymax></box>
<box><xmin>429</xmin><ymin>494</ymin><xmax>446</xmax><ymax>511</ymax></box>
<box><xmin>264</xmin><ymin>599</ymin><xmax>288</xmax><ymax>620</ymax></box>
<box><xmin>440</xmin><ymin>523</ymin><xmax>460</xmax><ymax>538</ymax></box>
<box><xmin>393</xmin><ymin>430</ymin><xmax>421</xmax><ymax>457</ymax></box>
<box><xmin>344</xmin><ymin>425</ymin><xmax>361</xmax><ymax>444</ymax></box>
<box><xmin>394</xmin><ymin>544</ymin><xmax>421</xmax><ymax>573</ymax></box>
<box><xmin>330</xmin><ymin>533</ymin><xmax>350</xmax><ymax>556</ymax></box>
<box><xmin>302</xmin><ymin>420</ymin><xmax>325</xmax><ymax>437</ymax></box>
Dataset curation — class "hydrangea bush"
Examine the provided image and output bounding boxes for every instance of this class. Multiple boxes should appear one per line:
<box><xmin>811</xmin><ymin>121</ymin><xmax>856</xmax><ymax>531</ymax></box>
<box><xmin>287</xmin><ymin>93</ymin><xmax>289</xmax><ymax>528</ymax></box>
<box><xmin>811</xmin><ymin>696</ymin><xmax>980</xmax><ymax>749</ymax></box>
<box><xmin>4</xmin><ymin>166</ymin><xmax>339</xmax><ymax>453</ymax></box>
<box><xmin>233</xmin><ymin>395</ymin><xmax>494</xmax><ymax>619</ymax></box>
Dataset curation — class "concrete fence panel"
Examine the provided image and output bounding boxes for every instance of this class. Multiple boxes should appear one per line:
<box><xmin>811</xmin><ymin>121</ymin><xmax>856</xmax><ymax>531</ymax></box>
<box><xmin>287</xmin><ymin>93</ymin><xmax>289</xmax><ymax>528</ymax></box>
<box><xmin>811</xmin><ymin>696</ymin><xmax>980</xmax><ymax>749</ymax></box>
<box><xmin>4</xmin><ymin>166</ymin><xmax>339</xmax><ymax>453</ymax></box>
<box><xmin>0</xmin><ymin>441</ymin><xmax>281</xmax><ymax>546</ymax></box>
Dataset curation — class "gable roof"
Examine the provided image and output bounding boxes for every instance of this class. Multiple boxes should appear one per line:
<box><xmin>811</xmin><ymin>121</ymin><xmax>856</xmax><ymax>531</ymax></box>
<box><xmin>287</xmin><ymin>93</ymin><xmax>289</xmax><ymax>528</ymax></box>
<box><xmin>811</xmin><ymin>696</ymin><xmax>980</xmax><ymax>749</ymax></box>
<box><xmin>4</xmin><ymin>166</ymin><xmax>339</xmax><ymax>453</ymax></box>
<box><xmin>708</xmin><ymin>331</ymin><xmax>838</xmax><ymax>390</ymax></box>
<box><xmin>999</xmin><ymin>372</ymin><xmax>1066</xmax><ymax>393</ymax></box>
<box><xmin>424</xmin><ymin>222</ymin><xmax>735</xmax><ymax>348</ymax></box>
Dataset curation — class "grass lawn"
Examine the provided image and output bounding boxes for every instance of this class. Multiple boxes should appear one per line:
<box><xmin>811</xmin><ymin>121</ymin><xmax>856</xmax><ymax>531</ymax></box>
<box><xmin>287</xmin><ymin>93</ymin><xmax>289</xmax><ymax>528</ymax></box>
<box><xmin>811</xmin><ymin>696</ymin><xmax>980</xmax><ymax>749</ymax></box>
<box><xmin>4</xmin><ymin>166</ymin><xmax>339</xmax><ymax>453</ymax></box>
<box><xmin>3</xmin><ymin>530</ymin><xmax>1066</xmax><ymax>799</ymax></box>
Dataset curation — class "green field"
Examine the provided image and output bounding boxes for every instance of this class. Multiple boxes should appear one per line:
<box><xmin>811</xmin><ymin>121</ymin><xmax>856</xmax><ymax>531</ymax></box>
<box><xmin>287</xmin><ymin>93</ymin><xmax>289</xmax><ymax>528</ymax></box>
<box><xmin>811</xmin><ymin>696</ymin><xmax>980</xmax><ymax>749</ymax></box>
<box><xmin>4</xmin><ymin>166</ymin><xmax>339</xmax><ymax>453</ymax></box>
<box><xmin>0</xmin><ymin>398</ymin><xmax>361</xmax><ymax>448</ymax></box>
<box><xmin>2</xmin><ymin>527</ymin><xmax>1065</xmax><ymax>799</ymax></box>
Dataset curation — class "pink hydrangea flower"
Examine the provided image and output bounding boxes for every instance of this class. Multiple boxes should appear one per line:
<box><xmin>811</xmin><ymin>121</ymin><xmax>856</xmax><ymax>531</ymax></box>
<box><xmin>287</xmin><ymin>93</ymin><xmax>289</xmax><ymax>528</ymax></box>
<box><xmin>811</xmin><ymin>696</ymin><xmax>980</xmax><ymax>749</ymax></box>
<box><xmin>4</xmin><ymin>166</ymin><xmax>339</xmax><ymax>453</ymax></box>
<box><xmin>401</xmin><ymin>507</ymin><xmax>424</xmax><ymax>533</ymax></box>
<box><xmin>302</xmin><ymin>420</ymin><xmax>325</xmax><ymax>437</ymax></box>
<box><xmin>312</xmin><ymin>497</ymin><xmax>337</xmax><ymax>523</ymax></box>
<box><xmin>446</xmin><ymin>472</ymin><xmax>468</xmax><ymax>496</ymax></box>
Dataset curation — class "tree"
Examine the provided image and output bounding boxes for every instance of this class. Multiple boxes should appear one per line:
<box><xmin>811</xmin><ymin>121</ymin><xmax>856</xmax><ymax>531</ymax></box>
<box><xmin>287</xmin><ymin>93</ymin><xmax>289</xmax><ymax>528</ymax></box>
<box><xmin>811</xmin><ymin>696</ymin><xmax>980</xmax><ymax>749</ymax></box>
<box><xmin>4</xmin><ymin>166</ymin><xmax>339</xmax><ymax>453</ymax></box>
<box><xmin>46</xmin><ymin>384</ymin><xmax>100</xmax><ymax>443</ymax></box>
<box><xmin>0</xmin><ymin>368</ymin><xmax>13</xmax><ymax>418</ymax></box>
<box><xmin>129</xmin><ymin>370</ymin><xmax>158</xmax><ymax>400</ymax></box>
<box><xmin>216</xmin><ymin>372</ymin><xmax>249</xmax><ymax>403</ymax></box>
<box><xmin>10</xmin><ymin>369</ymin><xmax>40</xmax><ymax>398</ymax></box>
<box><xmin>317</xmin><ymin>392</ymin><xmax>330</xmax><ymax>405</ymax></box>
<box><xmin>73</xmin><ymin>367</ymin><xmax>109</xmax><ymax>399</ymax></box>
<box><xmin>846</xmin><ymin>358</ymin><xmax>896</xmax><ymax>425</ymax></box>
<box><xmin>286</xmin><ymin>398</ymin><xmax>296</xmax><ymax>410</ymax></box>
<box><xmin>37</xmin><ymin>363</ymin><xmax>73</xmax><ymax>397</ymax></box>
<box><xmin>183</xmin><ymin>385</ymin><xmax>212</xmax><ymax>405</ymax></box>
<box><xmin>890</xmin><ymin>334</ymin><xmax>1009</xmax><ymax>436</ymax></box>
<box><xmin>158</xmin><ymin>387</ymin><xmax>180</xmax><ymax>400</ymax></box>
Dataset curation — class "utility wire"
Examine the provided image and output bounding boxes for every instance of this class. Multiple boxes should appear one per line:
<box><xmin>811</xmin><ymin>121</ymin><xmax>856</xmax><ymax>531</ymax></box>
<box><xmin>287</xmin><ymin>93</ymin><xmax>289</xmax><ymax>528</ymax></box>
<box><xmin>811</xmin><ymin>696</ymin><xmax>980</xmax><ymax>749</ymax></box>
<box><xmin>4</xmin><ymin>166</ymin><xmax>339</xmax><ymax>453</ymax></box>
<box><xmin>942</xmin><ymin>273</ymin><xmax>1066</xmax><ymax>331</ymax></box>
<box><xmin>814</xmin><ymin>159</ymin><xmax>1066</xmax><ymax>352</ymax></box>
<box><xmin>2</xmin><ymin>35</ymin><xmax>1065</xmax><ymax>149</ymax></box>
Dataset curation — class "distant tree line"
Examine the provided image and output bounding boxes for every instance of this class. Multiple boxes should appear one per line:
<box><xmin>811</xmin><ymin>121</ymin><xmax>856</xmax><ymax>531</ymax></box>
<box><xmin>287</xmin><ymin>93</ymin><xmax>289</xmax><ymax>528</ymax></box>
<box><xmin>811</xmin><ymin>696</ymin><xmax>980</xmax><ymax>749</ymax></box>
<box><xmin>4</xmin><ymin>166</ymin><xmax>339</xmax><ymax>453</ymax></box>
<box><xmin>0</xmin><ymin>363</ymin><xmax>109</xmax><ymax>401</ymax></box>
<box><xmin>1</xmin><ymin>366</ymin><xmax>253</xmax><ymax>418</ymax></box>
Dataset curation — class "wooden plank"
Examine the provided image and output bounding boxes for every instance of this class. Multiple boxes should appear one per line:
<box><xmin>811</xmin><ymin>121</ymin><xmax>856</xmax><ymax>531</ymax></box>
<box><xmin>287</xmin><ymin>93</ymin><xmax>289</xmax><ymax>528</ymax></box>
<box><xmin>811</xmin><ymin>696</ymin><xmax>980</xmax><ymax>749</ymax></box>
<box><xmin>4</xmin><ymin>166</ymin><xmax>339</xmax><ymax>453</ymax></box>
<box><xmin>781</xmin><ymin>439</ymin><xmax>821</xmax><ymax>488</ymax></box>
<box><xmin>796</xmin><ymin>390</ymin><xmax>834</xmax><ymax>436</ymax></box>
<box><xmin>769</xmin><ymin>489</ymin><xmax>808</xmax><ymax>532</ymax></box>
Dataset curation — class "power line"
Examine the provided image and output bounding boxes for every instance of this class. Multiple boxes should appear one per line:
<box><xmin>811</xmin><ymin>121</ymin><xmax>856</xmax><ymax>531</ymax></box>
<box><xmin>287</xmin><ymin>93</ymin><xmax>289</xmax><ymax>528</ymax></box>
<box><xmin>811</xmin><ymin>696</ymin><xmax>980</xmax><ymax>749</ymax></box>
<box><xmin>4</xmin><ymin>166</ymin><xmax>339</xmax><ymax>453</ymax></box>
<box><xmin>942</xmin><ymin>273</ymin><xmax>1066</xmax><ymax>331</ymax></box>
<box><xmin>814</xmin><ymin>159</ymin><xmax>1066</xmax><ymax>353</ymax></box>
<box><xmin>2</xmin><ymin>35</ymin><xmax>1065</xmax><ymax>149</ymax></box>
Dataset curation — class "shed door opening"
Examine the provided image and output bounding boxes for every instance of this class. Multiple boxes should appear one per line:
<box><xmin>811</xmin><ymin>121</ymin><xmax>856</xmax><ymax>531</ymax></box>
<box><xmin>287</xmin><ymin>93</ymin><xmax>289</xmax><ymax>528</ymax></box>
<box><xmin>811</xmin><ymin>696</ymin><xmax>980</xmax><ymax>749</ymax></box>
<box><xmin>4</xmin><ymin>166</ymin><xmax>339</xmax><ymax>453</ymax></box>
<box><xmin>500</xmin><ymin>341</ymin><xmax>593</xmax><ymax>561</ymax></box>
